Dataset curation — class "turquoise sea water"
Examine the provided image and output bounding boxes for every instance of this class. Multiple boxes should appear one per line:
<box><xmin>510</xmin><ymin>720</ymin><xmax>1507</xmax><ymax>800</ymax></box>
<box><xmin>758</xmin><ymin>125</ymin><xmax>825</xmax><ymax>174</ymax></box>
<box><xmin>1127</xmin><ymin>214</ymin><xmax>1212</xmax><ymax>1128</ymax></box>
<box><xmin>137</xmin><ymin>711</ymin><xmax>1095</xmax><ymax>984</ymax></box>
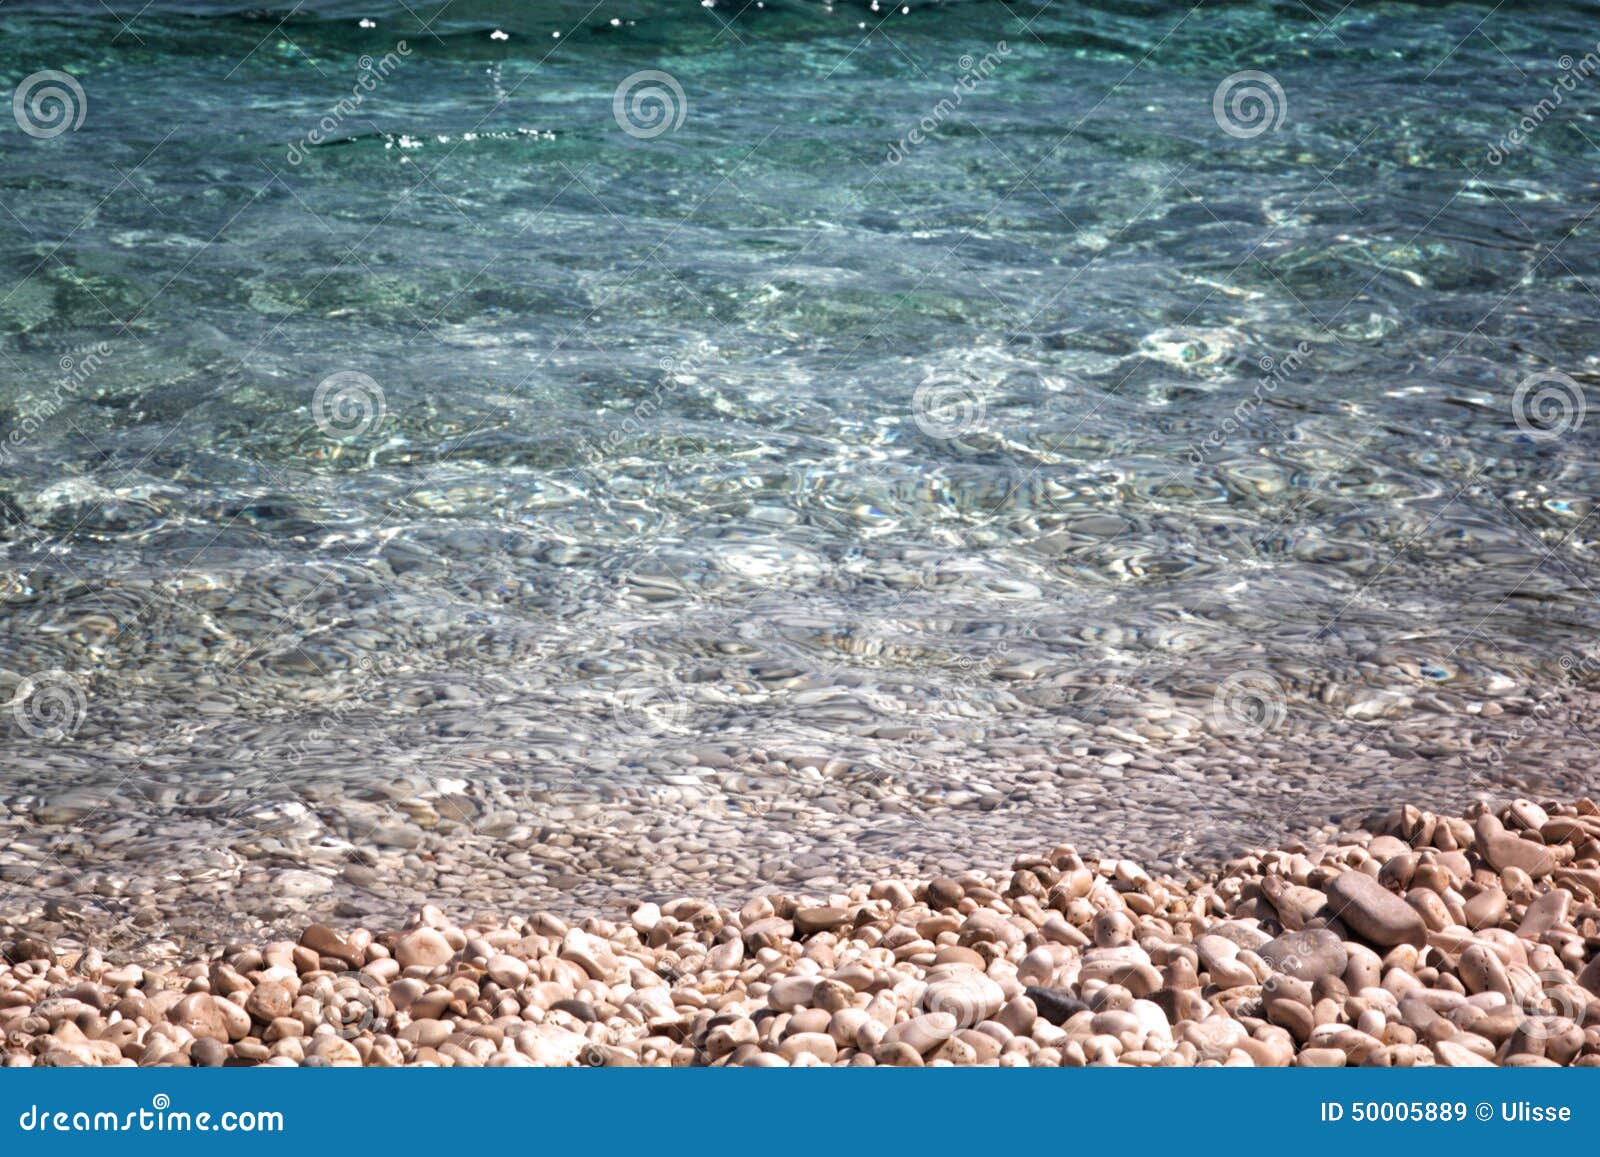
<box><xmin>1</xmin><ymin>1</ymin><xmax>1598</xmax><ymax>934</ymax></box>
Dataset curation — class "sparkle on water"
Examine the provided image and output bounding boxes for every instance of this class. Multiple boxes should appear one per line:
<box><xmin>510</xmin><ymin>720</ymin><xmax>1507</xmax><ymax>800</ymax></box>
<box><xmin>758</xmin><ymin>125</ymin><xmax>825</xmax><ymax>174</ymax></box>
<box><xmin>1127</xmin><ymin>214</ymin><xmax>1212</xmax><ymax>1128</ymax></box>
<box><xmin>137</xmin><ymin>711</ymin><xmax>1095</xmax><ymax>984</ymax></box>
<box><xmin>1</xmin><ymin>0</ymin><xmax>1598</xmax><ymax>943</ymax></box>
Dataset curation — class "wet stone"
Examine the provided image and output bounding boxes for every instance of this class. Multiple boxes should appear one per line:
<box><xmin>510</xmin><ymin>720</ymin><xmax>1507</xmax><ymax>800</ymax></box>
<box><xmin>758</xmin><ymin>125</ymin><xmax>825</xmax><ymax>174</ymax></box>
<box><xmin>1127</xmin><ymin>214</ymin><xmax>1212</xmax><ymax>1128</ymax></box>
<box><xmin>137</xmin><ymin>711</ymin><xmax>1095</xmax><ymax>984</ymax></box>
<box><xmin>1025</xmin><ymin>986</ymin><xmax>1090</xmax><ymax>1026</ymax></box>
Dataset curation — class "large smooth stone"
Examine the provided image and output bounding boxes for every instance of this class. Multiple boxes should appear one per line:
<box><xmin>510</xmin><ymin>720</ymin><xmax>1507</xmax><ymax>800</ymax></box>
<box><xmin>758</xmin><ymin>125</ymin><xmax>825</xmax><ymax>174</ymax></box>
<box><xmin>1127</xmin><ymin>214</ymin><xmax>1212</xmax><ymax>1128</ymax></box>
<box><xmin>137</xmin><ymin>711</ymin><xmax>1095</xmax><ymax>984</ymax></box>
<box><xmin>1324</xmin><ymin>871</ymin><xmax>1426</xmax><ymax>948</ymax></box>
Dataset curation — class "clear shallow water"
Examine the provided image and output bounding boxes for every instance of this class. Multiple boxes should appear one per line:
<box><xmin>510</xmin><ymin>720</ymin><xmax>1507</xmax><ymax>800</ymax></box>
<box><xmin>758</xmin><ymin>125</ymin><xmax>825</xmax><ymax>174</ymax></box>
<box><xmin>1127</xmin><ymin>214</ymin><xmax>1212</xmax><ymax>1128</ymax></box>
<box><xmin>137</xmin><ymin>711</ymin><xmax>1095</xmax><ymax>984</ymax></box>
<box><xmin>1</xmin><ymin>0</ymin><xmax>1599</xmax><ymax>946</ymax></box>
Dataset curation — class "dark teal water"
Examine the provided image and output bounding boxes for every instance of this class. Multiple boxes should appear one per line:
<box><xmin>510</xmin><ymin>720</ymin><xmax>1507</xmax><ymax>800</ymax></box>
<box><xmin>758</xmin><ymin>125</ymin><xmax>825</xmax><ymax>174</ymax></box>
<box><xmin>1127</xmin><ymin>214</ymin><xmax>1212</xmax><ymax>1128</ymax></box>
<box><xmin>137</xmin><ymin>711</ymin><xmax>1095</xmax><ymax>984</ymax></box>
<box><xmin>2</xmin><ymin>0</ymin><xmax>1599</xmax><ymax>932</ymax></box>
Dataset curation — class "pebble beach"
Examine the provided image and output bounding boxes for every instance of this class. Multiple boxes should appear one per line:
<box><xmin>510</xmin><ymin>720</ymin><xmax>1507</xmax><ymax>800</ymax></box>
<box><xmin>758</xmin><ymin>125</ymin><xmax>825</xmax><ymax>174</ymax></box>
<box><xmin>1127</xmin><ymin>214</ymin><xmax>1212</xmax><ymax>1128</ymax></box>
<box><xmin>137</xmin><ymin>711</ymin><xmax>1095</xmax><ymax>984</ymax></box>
<box><xmin>5</xmin><ymin>795</ymin><xmax>1599</xmax><ymax>1068</ymax></box>
<box><xmin>4</xmin><ymin>0</ymin><xmax>1599</xmax><ymax>1093</ymax></box>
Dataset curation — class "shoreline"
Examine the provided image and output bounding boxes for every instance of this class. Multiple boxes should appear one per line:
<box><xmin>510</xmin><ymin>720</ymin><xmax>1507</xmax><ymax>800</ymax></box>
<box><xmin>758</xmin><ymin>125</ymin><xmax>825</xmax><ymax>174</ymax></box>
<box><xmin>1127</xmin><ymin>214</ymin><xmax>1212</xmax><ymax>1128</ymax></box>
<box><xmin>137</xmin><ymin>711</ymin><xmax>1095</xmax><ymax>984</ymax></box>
<box><xmin>3</xmin><ymin>794</ymin><xmax>1598</xmax><ymax>1067</ymax></box>
<box><xmin>6</xmin><ymin>754</ymin><xmax>1589</xmax><ymax>962</ymax></box>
